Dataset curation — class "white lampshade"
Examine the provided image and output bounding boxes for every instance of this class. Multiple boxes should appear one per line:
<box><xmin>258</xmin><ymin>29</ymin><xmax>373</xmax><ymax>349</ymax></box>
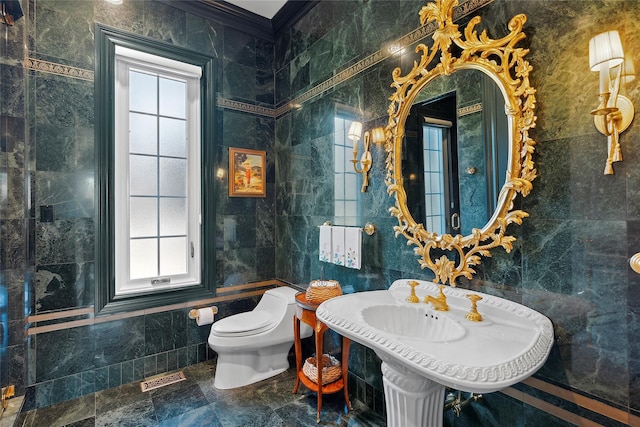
<box><xmin>619</xmin><ymin>57</ymin><xmax>635</xmax><ymax>83</ymax></box>
<box><xmin>370</xmin><ymin>127</ymin><xmax>386</xmax><ymax>144</ymax></box>
<box><xmin>347</xmin><ymin>121</ymin><xmax>363</xmax><ymax>141</ymax></box>
<box><xmin>589</xmin><ymin>31</ymin><xmax>624</xmax><ymax>71</ymax></box>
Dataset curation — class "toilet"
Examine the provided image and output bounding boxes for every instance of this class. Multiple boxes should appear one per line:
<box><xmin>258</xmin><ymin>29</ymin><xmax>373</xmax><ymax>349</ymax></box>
<box><xmin>208</xmin><ymin>286</ymin><xmax>312</xmax><ymax>389</ymax></box>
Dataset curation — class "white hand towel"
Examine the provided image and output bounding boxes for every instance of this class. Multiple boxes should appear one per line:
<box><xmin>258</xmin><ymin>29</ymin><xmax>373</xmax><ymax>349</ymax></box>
<box><xmin>319</xmin><ymin>225</ymin><xmax>332</xmax><ymax>263</ymax></box>
<box><xmin>345</xmin><ymin>226</ymin><xmax>362</xmax><ymax>269</ymax></box>
<box><xmin>332</xmin><ymin>226</ymin><xmax>346</xmax><ymax>266</ymax></box>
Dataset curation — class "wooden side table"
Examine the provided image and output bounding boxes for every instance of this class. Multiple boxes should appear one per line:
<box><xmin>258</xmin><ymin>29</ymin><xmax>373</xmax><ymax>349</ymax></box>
<box><xmin>292</xmin><ymin>292</ymin><xmax>352</xmax><ymax>423</ymax></box>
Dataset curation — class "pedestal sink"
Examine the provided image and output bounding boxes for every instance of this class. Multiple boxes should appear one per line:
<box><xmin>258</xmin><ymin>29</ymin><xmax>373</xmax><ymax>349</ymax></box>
<box><xmin>316</xmin><ymin>280</ymin><xmax>554</xmax><ymax>427</ymax></box>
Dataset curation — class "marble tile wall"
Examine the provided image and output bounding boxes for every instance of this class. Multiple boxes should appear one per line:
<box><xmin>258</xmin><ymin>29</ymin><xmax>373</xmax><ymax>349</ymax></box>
<box><xmin>3</xmin><ymin>0</ymin><xmax>640</xmax><ymax>423</ymax></box>
<box><xmin>1</xmin><ymin>0</ymin><xmax>277</xmax><ymax>410</ymax></box>
<box><xmin>274</xmin><ymin>0</ymin><xmax>640</xmax><ymax>424</ymax></box>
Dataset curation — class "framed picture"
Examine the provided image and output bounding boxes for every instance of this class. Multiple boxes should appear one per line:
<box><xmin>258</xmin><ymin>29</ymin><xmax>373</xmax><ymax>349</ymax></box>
<box><xmin>228</xmin><ymin>147</ymin><xmax>266</xmax><ymax>197</ymax></box>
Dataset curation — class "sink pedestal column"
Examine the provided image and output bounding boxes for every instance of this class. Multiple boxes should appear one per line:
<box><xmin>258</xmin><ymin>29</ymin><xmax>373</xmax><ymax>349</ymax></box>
<box><xmin>381</xmin><ymin>360</ymin><xmax>446</xmax><ymax>427</ymax></box>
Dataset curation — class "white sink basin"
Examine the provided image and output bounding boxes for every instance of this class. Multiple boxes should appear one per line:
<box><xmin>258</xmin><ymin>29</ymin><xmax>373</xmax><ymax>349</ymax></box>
<box><xmin>316</xmin><ymin>279</ymin><xmax>554</xmax><ymax>427</ymax></box>
<box><xmin>361</xmin><ymin>304</ymin><xmax>466</xmax><ymax>343</ymax></box>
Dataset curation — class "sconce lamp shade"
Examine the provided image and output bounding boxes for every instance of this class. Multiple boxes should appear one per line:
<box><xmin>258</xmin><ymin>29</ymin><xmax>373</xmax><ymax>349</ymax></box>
<box><xmin>347</xmin><ymin>121</ymin><xmax>363</xmax><ymax>141</ymax></box>
<box><xmin>618</xmin><ymin>57</ymin><xmax>636</xmax><ymax>83</ymax></box>
<box><xmin>105</xmin><ymin>0</ymin><xmax>123</xmax><ymax>4</ymax></box>
<box><xmin>370</xmin><ymin>127</ymin><xmax>386</xmax><ymax>144</ymax></box>
<box><xmin>589</xmin><ymin>31</ymin><xmax>624</xmax><ymax>71</ymax></box>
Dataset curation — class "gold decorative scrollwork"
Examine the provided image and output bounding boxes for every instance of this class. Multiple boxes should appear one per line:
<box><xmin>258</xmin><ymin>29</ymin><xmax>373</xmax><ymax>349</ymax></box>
<box><xmin>384</xmin><ymin>0</ymin><xmax>537</xmax><ymax>286</ymax></box>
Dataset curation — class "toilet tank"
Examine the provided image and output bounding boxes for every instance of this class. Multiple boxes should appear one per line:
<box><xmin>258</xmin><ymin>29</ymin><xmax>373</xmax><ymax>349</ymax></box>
<box><xmin>254</xmin><ymin>286</ymin><xmax>299</xmax><ymax>316</ymax></box>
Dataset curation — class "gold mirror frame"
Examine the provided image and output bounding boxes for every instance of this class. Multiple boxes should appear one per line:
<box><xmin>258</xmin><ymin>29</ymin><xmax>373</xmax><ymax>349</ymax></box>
<box><xmin>384</xmin><ymin>0</ymin><xmax>537</xmax><ymax>286</ymax></box>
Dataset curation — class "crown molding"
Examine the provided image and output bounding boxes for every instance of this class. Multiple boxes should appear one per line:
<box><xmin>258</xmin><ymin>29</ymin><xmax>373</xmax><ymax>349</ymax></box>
<box><xmin>157</xmin><ymin>0</ymin><xmax>316</xmax><ymax>42</ymax></box>
<box><xmin>273</xmin><ymin>0</ymin><xmax>318</xmax><ymax>38</ymax></box>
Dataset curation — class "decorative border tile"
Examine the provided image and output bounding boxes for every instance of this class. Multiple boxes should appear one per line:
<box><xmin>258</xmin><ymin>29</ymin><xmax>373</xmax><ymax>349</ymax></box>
<box><xmin>24</xmin><ymin>57</ymin><xmax>94</xmax><ymax>81</ymax></box>
<box><xmin>22</xmin><ymin>0</ymin><xmax>491</xmax><ymax>119</ymax></box>
<box><xmin>274</xmin><ymin>0</ymin><xmax>493</xmax><ymax>118</ymax></box>
<box><xmin>216</xmin><ymin>98</ymin><xmax>276</xmax><ymax>118</ymax></box>
<box><xmin>459</xmin><ymin>102</ymin><xmax>483</xmax><ymax>116</ymax></box>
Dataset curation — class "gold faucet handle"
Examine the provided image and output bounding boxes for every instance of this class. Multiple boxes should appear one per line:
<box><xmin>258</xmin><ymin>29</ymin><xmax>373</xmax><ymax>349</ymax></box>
<box><xmin>406</xmin><ymin>281</ymin><xmax>419</xmax><ymax>303</ymax></box>
<box><xmin>465</xmin><ymin>294</ymin><xmax>483</xmax><ymax>322</ymax></box>
<box><xmin>435</xmin><ymin>285</ymin><xmax>449</xmax><ymax>310</ymax></box>
<box><xmin>423</xmin><ymin>285</ymin><xmax>449</xmax><ymax>311</ymax></box>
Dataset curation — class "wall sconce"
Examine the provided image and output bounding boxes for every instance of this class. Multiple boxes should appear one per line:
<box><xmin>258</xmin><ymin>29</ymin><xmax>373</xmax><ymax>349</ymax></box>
<box><xmin>347</xmin><ymin>121</ymin><xmax>385</xmax><ymax>192</ymax></box>
<box><xmin>589</xmin><ymin>30</ymin><xmax>635</xmax><ymax>175</ymax></box>
<box><xmin>1</xmin><ymin>0</ymin><xmax>23</xmax><ymax>25</ymax></box>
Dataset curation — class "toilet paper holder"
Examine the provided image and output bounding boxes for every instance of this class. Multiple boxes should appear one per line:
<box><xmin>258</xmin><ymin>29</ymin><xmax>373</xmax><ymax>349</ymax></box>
<box><xmin>188</xmin><ymin>306</ymin><xmax>218</xmax><ymax>322</ymax></box>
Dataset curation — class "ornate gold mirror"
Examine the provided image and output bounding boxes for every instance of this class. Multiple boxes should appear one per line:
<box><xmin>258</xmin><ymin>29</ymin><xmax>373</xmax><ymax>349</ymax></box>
<box><xmin>384</xmin><ymin>0</ymin><xmax>537</xmax><ymax>286</ymax></box>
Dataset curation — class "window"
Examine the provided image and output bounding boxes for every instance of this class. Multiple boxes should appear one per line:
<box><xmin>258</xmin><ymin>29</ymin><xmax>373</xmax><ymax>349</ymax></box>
<box><xmin>333</xmin><ymin>116</ymin><xmax>361</xmax><ymax>224</ymax></box>
<box><xmin>95</xmin><ymin>25</ymin><xmax>216</xmax><ymax>314</ymax></box>
<box><xmin>114</xmin><ymin>47</ymin><xmax>201</xmax><ymax>295</ymax></box>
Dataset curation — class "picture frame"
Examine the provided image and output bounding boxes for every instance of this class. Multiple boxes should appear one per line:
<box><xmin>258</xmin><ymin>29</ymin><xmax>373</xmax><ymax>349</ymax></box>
<box><xmin>228</xmin><ymin>147</ymin><xmax>266</xmax><ymax>198</ymax></box>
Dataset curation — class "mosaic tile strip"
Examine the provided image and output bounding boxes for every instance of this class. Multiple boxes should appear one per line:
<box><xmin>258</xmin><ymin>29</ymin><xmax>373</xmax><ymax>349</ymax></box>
<box><xmin>23</xmin><ymin>0</ymin><xmax>491</xmax><ymax>118</ymax></box>
<box><xmin>216</xmin><ymin>98</ymin><xmax>276</xmax><ymax>117</ymax></box>
<box><xmin>274</xmin><ymin>0</ymin><xmax>492</xmax><ymax>118</ymax></box>
<box><xmin>458</xmin><ymin>102</ymin><xmax>483</xmax><ymax>116</ymax></box>
<box><xmin>24</xmin><ymin>57</ymin><xmax>94</xmax><ymax>81</ymax></box>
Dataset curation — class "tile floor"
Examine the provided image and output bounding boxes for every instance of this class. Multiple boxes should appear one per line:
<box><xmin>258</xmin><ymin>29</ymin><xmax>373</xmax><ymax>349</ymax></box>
<box><xmin>12</xmin><ymin>360</ymin><xmax>386</xmax><ymax>427</ymax></box>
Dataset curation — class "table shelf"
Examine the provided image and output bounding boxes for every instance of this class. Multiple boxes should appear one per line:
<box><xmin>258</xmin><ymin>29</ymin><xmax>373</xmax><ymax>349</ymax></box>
<box><xmin>293</xmin><ymin>292</ymin><xmax>352</xmax><ymax>423</ymax></box>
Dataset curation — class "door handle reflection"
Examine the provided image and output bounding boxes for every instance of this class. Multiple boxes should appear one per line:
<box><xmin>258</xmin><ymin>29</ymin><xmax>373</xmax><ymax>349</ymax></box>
<box><xmin>451</xmin><ymin>213</ymin><xmax>460</xmax><ymax>231</ymax></box>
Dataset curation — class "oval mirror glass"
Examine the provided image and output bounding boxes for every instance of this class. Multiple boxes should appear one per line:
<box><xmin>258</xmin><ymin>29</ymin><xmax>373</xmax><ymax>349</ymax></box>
<box><xmin>402</xmin><ymin>69</ymin><xmax>508</xmax><ymax>236</ymax></box>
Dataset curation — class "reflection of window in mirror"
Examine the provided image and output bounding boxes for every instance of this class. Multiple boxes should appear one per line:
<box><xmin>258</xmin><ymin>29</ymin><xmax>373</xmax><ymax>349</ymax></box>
<box><xmin>423</xmin><ymin>124</ymin><xmax>449</xmax><ymax>234</ymax></box>
<box><xmin>333</xmin><ymin>116</ymin><xmax>361</xmax><ymax>225</ymax></box>
<box><xmin>404</xmin><ymin>94</ymin><xmax>460</xmax><ymax>236</ymax></box>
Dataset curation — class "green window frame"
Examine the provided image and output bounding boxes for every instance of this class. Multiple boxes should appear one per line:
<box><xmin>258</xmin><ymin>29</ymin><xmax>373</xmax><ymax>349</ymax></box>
<box><xmin>94</xmin><ymin>24</ymin><xmax>216</xmax><ymax>315</ymax></box>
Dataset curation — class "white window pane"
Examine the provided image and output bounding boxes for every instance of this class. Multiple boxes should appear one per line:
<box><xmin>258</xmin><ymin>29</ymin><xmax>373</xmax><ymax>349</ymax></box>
<box><xmin>335</xmin><ymin>201</ymin><xmax>345</xmax><ymax>217</ymax></box>
<box><xmin>159</xmin><ymin>237</ymin><xmax>187</xmax><ymax>276</ymax></box>
<box><xmin>159</xmin><ymin>77</ymin><xmax>186</xmax><ymax>119</ymax></box>
<box><xmin>334</xmin><ymin>146</ymin><xmax>344</xmax><ymax>173</ymax></box>
<box><xmin>130</xmin><ymin>155</ymin><xmax>158</xmax><ymax>196</ymax></box>
<box><xmin>429</xmin><ymin>195</ymin><xmax>442</xmax><ymax>215</ymax></box>
<box><xmin>130</xmin><ymin>113</ymin><xmax>157</xmax><ymax>155</ymax></box>
<box><xmin>334</xmin><ymin>174</ymin><xmax>344</xmax><ymax>199</ymax></box>
<box><xmin>130</xmin><ymin>197</ymin><xmax>158</xmax><ymax>238</ymax></box>
<box><xmin>343</xmin><ymin>146</ymin><xmax>352</xmax><ymax>171</ymax></box>
<box><xmin>129</xmin><ymin>71</ymin><xmax>157</xmax><ymax>114</ymax></box>
<box><xmin>159</xmin><ymin>198</ymin><xmax>186</xmax><ymax>236</ymax></box>
<box><xmin>345</xmin><ymin>201</ymin><xmax>357</xmax><ymax>215</ymax></box>
<box><xmin>159</xmin><ymin>117</ymin><xmax>186</xmax><ymax>158</ymax></box>
<box><xmin>130</xmin><ymin>238</ymin><xmax>158</xmax><ymax>279</ymax></box>
<box><xmin>345</xmin><ymin>173</ymin><xmax>358</xmax><ymax>198</ymax></box>
<box><xmin>159</xmin><ymin>158</ymin><xmax>186</xmax><ymax>196</ymax></box>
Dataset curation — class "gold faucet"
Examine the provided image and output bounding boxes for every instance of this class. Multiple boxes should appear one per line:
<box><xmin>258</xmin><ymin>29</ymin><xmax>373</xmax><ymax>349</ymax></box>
<box><xmin>406</xmin><ymin>281</ymin><xmax>420</xmax><ymax>303</ymax></box>
<box><xmin>465</xmin><ymin>294</ymin><xmax>483</xmax><ymax>322</ymax></box>
<box><xmin>424</xmin><ymin>285</ymin><xmax>449</xmax><ymax>311</ymax></box>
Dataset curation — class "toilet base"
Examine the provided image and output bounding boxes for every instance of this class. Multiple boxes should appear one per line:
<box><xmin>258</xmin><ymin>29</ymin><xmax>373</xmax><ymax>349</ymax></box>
<box><xmin>213</xmin><ymin>342</ymin><xmax>293</xmax><ymax>389</ymax></box>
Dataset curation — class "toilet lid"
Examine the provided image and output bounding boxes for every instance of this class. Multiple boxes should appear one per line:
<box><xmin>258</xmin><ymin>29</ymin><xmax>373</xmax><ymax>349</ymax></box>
<box><xmin>211</xmin><ymin>310</ymin><xmax>276</xmax><ymax>336</ymax></box>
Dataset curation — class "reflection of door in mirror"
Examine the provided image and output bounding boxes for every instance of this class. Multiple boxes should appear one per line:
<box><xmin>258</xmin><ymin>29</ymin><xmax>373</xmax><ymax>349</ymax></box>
<box><xmin>333</xmin><ymin>116</ymin><xmax>361</xmax><ymax>225</ymax></box>
<box><xmin>403</xmin><ymin>71</ymin><xmax>509</xmax><ymax>236</ymax></box>
<box><xmin>403</xmin><ymin>94</ymin><xmax>460</xmax><ymax>235</ymax></box>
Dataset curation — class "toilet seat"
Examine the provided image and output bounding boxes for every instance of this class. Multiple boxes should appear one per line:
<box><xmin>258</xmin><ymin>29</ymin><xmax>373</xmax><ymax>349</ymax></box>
<box><xmin>211</xmin><ymin>310</ymin><xmax>277</xmax><ymax>337</ymax></box>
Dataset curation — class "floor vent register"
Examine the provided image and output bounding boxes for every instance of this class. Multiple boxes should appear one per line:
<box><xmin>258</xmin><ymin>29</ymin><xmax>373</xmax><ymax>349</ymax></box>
<box><xmin>140</xmin><ymin>371</ymin><xmax>186</xmax><ymax>392</ymax></box>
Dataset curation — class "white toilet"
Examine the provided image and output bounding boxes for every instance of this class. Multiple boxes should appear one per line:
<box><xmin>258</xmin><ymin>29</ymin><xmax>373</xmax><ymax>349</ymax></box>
<box><xmin>208</xmin><ymin>286</ymin><xmax>312</xmax><ymax>389</ymax></box>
